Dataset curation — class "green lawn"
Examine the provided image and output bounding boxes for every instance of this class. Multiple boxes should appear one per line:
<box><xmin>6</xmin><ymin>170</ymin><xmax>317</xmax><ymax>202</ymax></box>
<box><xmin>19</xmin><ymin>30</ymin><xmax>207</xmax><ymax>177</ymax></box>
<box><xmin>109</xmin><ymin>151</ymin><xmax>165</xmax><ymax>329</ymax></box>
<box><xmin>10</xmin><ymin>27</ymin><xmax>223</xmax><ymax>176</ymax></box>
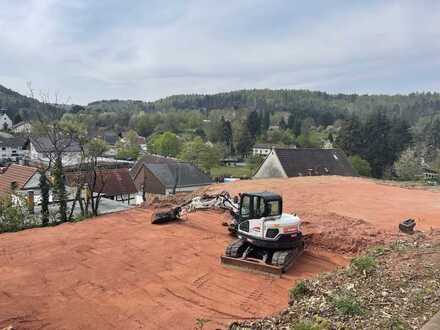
<box><xmin>210</xmin><ymin>165</ymin><xmax>254</xmax><ymax>178</ymax></box>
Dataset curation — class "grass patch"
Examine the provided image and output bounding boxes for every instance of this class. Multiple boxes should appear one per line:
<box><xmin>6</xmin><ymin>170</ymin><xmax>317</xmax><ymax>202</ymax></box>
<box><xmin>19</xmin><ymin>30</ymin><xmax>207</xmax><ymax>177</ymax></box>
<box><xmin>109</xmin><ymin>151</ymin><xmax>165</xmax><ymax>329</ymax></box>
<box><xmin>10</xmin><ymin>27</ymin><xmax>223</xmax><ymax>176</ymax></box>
<box><xmin>210</xmin><ymin>166</ymin><xmax>253</xmax><ymax>178</ymax></box>
<box><xmin>351</xmin><ymin>255</ymin><xmax>376</xmax><ymax>274</ymax></box>
<box><xmin>332</xmin><ymin>295</ymin><xmax>363</xmax><ymax>316</ymax></box>
<box><xmin>289</xmin><ymin>281</ymin><xmax>311</xmax><ymax>300</ymax></box>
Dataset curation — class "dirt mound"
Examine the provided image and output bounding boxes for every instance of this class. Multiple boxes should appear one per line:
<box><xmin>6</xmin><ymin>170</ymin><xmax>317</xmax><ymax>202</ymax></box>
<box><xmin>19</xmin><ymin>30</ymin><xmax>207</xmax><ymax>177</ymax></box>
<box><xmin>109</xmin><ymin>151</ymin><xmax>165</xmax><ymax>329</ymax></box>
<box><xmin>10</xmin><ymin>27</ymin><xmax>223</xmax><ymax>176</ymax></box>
<box><xmin>205</xmin><ymin>176</ymin><xmax>440</xmax><ymax>255</ymax></box>
<box><xmin>301</xmin><ymin>211</ymin><xmax>401</xmax><ymax>255</ymax></box>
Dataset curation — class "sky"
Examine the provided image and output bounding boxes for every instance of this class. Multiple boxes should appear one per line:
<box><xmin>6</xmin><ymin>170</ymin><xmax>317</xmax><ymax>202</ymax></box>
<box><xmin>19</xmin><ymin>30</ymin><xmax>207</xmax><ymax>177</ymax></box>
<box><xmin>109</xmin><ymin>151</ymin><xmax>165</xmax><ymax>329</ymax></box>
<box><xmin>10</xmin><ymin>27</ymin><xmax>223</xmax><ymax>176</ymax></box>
<box><xmin>0</xmin><ymin>0</ymin><xmax>439</xmax><ymax>105</ymax></box>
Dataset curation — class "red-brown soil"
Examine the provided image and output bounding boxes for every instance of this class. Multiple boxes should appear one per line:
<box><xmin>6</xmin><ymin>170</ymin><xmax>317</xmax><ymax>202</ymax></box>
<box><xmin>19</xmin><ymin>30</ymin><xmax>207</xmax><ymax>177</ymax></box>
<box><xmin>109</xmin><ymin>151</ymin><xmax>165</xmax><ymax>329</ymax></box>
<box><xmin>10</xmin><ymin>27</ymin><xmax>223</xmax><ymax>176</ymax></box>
<box><xmin>208</xmin><ymin>176</ymin><xmax>440</xmax><ymax>254</ymax></box>
<box><xmin>0</xmin><ymin>209</ymin><xmax>345</xmax><ymax>330</ymax></box>
<box><xmin>1</xmin><ymin>176</ymin><xmax>440</xmax><ymax>329</ymax></box>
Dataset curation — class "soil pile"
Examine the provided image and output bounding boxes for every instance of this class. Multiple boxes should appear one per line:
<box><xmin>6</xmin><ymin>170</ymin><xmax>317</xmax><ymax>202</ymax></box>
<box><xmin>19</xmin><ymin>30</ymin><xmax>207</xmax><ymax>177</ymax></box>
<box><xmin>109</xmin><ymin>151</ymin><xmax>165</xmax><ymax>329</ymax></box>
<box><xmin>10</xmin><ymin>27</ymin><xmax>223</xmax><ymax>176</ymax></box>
<box><xmin>233</xmin><ymin>231</ymin><xmax>440</xmax><ymax>329</ymax></box>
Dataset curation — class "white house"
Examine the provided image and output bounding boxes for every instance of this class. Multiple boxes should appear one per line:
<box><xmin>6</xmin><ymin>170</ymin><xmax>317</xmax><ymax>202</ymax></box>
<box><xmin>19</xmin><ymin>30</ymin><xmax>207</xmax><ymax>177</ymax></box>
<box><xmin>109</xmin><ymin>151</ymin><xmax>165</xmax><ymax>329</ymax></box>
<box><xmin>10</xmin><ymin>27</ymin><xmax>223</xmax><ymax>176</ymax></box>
<box><xmin>0</xmin><ymin>110</ymin><xmax>12</xmax><ymax>131</ymax></box>
<box><xmin>12</xmin><ymin>121</ymin><xmax>32</xmax><ymax>134</ymax></box>
<box><xmin>29</xmin><ymin>137</ymin><xmax>82</xmax><ymax>166</ymax></box>
<box><xmin>252</xmin><ymin>144</ymin><xmax>273</xmax><ymax>156</ymax></box>
<box><xmin>252</xmin><ymin>143</ymin><xmax>296</xmax><ymax>156</ymax></box>
<box><xmin>0</xmin><ymin>135</ymin><xmax>28</xmax><ymax>162</ymax></box>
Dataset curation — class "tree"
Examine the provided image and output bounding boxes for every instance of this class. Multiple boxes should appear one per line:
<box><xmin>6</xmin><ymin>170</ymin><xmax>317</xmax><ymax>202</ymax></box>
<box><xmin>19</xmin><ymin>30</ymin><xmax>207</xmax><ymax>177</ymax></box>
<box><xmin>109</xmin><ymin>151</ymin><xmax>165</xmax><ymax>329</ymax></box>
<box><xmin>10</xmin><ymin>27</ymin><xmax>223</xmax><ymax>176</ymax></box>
<box><xmin>279</xmin><ymin>118</ymin><xmax>287</xmax><ymax>130</ymax></box>
<box><xmin>247</xmin><ymin>110</ymin><xmax>261</xmax><ymax>139</ymax></box>
<box><xmin>179</xmin><ymin>137</ymin><xmax>223</xmax><ymax>171</ymax></box>
<box><xmin>116</xmin><ymin>130</ymin><xmax>141</xmax><ymax>160</ymax></box>
<box><xmin>236</xmin><ymin>129</ymin><xmax>252</xmax><ymax>157</ymax></box>
<box><xmin>39</xmin><ymin>169</ymin><xmax>50</xmax><ymax>225</ymax></box>
<box><xmin>335</xmin><ymin>116</ymin><xmax>364</xmax><ymax>156</ymax></box>
<box><xmin>32</xmin><ymin>119</ymin><xmax>78</xmax><ymax>223</ymax></box>
<box><xmin>363</xmin><ymin>110</ymin><xmax>394</xmax><ymax>178</ymax></box>
<box><xmin>52</xmin><ymin>156</ymin><xmax>67</xmax><ymax>222</ymax></box>
<box><xmin>222</xmin><ymin>117</ymin><xmax>234</xmax><ymax>155</ymax></box>
<box><xmin>288</xmin><ymin>114</ymin><xmax>302</xmax><ymax>136</ymax></box>
<box><xmin>262</xmin><ymin>110</ymin><xmax>270</xmax><ymax>131</ymax></box>
<box><xmin>13</xmin><ymin>113</ymin><xmax>23</xmax><ymax>124</ymax></box>
<box><xmin>349</xmin><ymin>155</ymin><xmax>372</xmax><ymax>177</ymax></box>
<box><xmin>150</xmin><ymin>131</ymin><xmax>180</xmax><ymax>157</ymax></box>
<box><xmin>394</xmin><ymin>148</ymin><xmax>423</xmax><ymax>181</ymax></box>
<box><xmin>85</xmin><ymin>138</ymin><xmax>110</xmax><ymax>216</ymax></box>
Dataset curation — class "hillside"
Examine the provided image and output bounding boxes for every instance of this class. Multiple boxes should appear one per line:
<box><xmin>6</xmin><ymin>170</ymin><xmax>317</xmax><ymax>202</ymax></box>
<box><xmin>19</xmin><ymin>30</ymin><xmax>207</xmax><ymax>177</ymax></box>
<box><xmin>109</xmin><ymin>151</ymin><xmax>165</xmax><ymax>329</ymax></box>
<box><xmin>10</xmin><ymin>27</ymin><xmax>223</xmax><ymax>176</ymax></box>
<box><xmin>0</xmin><ymin>84</ymin><xmax>61</xmax><ymax>121</ymax></box>
<box><xmin>86</xmin><ymin>89</ymin><xmax>440</xmax><ymax>125</ymax></box>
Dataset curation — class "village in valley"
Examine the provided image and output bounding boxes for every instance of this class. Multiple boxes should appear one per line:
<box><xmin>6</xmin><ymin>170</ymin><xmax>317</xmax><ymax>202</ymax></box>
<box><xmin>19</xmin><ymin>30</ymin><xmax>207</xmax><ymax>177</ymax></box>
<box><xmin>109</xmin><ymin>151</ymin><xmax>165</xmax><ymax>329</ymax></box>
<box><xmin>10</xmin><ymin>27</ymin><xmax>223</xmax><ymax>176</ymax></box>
<box><xmin>1</xmin><ymin>2</ymin><xmax>440</xmax><ymax>330</ymax></box>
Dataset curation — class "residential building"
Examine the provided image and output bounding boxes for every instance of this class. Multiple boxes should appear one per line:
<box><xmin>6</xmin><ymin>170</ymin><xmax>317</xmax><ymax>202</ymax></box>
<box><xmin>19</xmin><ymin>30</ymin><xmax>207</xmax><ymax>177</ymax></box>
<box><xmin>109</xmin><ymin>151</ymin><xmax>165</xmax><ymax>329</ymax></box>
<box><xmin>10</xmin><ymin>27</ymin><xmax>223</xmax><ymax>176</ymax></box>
<box><xmin>29</xmin><ymin>137</ymin><xmax>82</xmax><ymax>166</ymax></box>
<box><xmin>0</xmin><ymin>164</ymin><xmax>40</xmax><ymax>198</ymax></box>
<box><xmin>253</xmin><ymin>148</ymin><xmax>358</xmax><ymax>179</ymax></box>
<box><xmin>11</xmin><ymin>121</ymin><xmax>32</xmax><ymax>134</ymax></box>
<box><xmin>252</xmin><ymin>144</ymin><xmax>296</xmax><ymax>156</ymax></box>
<box><xmin>0</xmin><ymin>109</ymin><xmax>12</xmax><ymax>130</ymax></box>
<box><xmin>0</xmin><ymin>135</ymin><xmax>28</xmax><ymax>163</ymax></box>
<box><xmin>65</xmin><ymin>167</ymin><xmax>137</xmax><ymax>204</ymax></box>
<box><xmin>142</xmin><ymin>162</ymin><xmax>213</xmax><ymax>195</ymax></box>
<box><xmin>131</xmin><ymin>154</ymin><xmax>212</xmax><ymax>197</ymax></box>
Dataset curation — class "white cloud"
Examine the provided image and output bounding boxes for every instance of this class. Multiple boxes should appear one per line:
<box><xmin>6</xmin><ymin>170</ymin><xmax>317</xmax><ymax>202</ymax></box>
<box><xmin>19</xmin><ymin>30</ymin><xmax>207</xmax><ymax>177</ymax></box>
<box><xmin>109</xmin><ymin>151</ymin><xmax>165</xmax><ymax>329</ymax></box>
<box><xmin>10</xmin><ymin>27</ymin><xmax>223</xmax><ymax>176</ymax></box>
<box><xmin>0</xmin><ymin>0</ymin><xmax>439</xmax><ymax>104</ymax></box>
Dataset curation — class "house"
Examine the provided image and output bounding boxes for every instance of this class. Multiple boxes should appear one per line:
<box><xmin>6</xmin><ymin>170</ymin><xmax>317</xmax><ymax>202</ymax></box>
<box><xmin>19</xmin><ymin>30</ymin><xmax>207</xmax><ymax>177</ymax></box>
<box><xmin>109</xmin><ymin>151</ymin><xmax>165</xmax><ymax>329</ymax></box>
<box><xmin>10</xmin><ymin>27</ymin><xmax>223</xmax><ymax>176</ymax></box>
<box><xmin>0</xmin><ymin>109</ymin><xmax>12</xmax><ymax>130</ymax></box>
<box><xmin>252</xmin><ymin>143</ymin><xmax>296</xmax><ymax>156</ymax></box>
<box><xmin>0</xmin><ymin>164</ymin><xmax>40</xmax><ymax>198</ymax></box>
<box><xmin>11</xmin><ymin>121</ymin><xmax>32</xmax><ymax>134</ymax></box>
<box><xmin>0</xmin><ymin>135</ymin><xmax>28</xmax><ymax>163</ymax></box>
<box><xmin>143</xmin><ymin>162</ymin><xmax>213</xmax><ymax>195</ymax></box>
<box><xmin>65</xmin><ymin>167</ymin><xmax>137</xmax><ymax>204</ymax></box>
<box><xmin>29</xmin><ymin>137</ymin><xmax>82</xmax><ymax>166</ymax></box>
<box><xmin>253</xmin><ymin>148</ymin><xmax>358</xmax><ymax>179</ymax></box>
<box><xmin>131</xmin><ymin>154</ymin><xmax>212</xmax><ymax>197</ymax></box>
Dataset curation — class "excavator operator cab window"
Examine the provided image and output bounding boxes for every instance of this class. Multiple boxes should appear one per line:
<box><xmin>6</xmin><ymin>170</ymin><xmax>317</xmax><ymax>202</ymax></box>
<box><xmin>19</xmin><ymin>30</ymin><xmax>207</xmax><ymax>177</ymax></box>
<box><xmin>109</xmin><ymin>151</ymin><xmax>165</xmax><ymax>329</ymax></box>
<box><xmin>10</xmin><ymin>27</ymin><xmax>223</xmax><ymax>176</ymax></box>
<box><xmin>239</xmin><ymin>194</ymin><xmax>282</xmax><ymax>220</ymax></box>
<box><xmin>240</xmin><ymin>195</ymin><xmax>251</xmax><ymax>219</ymax></box>
<box><xmin>266</xmin><ymin>200</ymin><xmax>281</xmax><ymax>217</ymax></box>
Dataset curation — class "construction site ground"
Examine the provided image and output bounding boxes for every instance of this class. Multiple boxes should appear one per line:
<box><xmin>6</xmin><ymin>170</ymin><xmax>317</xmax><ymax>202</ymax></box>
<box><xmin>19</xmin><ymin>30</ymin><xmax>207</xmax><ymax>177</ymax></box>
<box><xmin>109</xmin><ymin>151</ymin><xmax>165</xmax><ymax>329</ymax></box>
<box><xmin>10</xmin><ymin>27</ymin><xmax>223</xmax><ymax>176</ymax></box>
<box><xmin>1</xmin><ymin>176</ymin><xmax>440</xmax><ymax>329</ymax></box>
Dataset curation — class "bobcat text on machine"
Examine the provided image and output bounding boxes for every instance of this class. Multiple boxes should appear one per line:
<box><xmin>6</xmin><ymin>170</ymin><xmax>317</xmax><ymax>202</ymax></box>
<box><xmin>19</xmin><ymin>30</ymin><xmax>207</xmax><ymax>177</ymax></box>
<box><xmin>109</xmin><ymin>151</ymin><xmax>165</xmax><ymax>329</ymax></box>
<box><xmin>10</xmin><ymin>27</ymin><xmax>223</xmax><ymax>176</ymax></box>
<box><xmin>151</xmin><ymin>191</ymin><xmax>304</xmax><ymax>275</ymax></box>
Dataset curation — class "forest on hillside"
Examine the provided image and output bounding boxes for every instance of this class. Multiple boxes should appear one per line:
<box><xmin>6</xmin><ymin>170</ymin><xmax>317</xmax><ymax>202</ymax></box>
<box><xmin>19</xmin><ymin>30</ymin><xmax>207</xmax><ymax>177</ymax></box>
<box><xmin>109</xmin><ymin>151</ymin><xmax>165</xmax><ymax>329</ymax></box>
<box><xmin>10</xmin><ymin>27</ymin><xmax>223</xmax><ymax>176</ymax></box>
<box><xmin>2</xmin><ymin>85</ymin><xmax>440</xmax><ymax>180</ymax></box>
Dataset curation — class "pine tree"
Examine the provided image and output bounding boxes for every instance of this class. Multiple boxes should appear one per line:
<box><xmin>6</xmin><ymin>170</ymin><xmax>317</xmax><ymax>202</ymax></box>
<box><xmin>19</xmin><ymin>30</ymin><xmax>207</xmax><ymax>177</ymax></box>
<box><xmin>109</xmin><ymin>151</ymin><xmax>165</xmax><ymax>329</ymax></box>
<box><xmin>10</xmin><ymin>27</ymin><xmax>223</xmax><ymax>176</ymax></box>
<box><xmin>39</xmin><ymin>169</ymin><xmax>50</xmax><ymax>226</ymax></box>
<box><xmin>262</xmin><ymin>111</ymin><xmax>270</xmax><ymax>131</ymax></box>
<box><xmin>52</xmin><ymin>157</ymin><xmax>67</xmax><ymax>222</ymax></box>
<box><xmin>247</xmin><ymin>111</ymin><xmax>261</xmax><ymax>139</ymax></box>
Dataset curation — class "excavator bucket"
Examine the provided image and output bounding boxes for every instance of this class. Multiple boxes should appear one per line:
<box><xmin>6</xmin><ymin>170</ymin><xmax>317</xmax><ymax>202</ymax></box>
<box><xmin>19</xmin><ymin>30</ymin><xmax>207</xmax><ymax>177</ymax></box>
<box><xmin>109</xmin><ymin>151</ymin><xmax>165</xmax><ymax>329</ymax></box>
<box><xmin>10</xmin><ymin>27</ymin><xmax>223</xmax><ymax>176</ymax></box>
<box><xmin>151</xmin><ymin>207</ymin><xmax>180</xmax><ymax>224</ymax></box>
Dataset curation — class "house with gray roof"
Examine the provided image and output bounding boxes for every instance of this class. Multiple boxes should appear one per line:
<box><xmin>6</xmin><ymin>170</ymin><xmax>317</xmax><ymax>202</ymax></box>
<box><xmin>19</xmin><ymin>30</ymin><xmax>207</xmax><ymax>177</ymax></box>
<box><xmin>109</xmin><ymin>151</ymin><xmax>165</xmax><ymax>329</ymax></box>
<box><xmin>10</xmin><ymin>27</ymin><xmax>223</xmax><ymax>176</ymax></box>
<box><xmin>253</xmin><ymin>148</ymin><xmax>358</xmax><ymax>179</ymax></box>
<box><xmin>29</xmin><ymin>136</ymin><xmax>82</xmax><ymax>166</ymax></box>
<box><xmin>131</xmin><ymin>154</ymin><xmax>213</xmax><ymax>196</ymax></box>
<box><xmin>0</xmin><ymin>135</ymin><xmax>28</xmax><ymax>163</ymax></box>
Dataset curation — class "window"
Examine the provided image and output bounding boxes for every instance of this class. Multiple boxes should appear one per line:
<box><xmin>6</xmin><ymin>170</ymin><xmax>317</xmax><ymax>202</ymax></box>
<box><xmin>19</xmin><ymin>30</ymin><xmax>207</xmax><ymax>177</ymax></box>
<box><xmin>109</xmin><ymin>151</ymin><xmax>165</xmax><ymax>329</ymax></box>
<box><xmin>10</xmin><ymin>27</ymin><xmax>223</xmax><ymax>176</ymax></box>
<box><xmin>240</xmin><ymin>195</ymin><xmax>251</xmax><ymax>218</ymax></box>
<box><xmin>266</xmin><ymin>200</ymin><xmax>281</xmax><ymax>217</ymax></box>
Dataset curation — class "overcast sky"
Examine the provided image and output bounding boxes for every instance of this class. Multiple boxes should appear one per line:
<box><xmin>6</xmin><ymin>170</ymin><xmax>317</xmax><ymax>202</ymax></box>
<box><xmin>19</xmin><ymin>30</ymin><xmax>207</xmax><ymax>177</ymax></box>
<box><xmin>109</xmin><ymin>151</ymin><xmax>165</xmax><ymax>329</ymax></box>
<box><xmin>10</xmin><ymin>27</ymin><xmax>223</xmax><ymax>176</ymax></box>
<box><xmin>1</xmin><ymin>0</ymin><xmax>439</xmax><ymax>105</ymax></box>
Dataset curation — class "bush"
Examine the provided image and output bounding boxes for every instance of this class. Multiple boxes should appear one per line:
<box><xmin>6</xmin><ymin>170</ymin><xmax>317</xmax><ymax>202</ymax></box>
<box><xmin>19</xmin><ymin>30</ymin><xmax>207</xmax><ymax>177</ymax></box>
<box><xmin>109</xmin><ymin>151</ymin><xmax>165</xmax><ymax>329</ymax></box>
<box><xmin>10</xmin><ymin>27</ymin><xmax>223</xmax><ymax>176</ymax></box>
<box><xmin>394</xmin><ymin>148</ymin><xmax>423</xmax><ymax>181</ymax></box>
<box><xmin>332</xmin><ymin>295</ymin><xmax>362</xmax><ymax>315</ymax></box>
<box><xmin>289</xmin><ymin>281</ymin><xmax>310</xmax><ymax>300</ymax></box>
<box><xmin>349</xmin><ymin>155</ymin><xmax>372</xmax><ymax>177</ymax></box>
<box><xmin>351</xmin><ymin>255</ymin><xmax>376</xmax><ymax>274</ymax></box>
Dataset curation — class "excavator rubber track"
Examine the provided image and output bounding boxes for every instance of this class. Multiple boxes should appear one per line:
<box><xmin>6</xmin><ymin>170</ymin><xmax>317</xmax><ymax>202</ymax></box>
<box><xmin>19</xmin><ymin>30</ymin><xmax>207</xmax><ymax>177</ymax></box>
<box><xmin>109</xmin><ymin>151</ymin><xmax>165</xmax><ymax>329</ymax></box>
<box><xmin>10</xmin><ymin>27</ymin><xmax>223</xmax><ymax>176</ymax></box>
<box><xmin>221</xmin><ymin>239</ymin><xmax>305</xmax><ymax>276</ymax></box>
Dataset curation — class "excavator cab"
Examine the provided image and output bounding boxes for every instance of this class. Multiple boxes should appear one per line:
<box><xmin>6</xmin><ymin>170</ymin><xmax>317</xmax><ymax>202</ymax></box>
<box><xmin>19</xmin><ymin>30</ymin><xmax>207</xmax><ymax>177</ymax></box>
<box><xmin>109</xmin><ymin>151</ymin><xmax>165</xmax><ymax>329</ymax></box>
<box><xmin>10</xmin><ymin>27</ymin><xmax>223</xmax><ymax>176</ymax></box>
<box><xmin>238</xmin><ymin>192</ymin><xmax>282</xmax><ymax>222</ymax></box>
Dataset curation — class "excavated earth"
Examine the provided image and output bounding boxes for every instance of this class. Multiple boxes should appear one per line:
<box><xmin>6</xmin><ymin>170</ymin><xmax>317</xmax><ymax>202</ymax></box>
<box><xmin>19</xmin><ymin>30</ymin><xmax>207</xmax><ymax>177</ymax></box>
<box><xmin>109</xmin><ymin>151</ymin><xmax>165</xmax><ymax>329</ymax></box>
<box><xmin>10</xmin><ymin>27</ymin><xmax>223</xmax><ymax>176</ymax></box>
<box><xmin>1</xmin><ymin>176</ymin><xmax>440</xmax><ymax>329</ymax></box>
